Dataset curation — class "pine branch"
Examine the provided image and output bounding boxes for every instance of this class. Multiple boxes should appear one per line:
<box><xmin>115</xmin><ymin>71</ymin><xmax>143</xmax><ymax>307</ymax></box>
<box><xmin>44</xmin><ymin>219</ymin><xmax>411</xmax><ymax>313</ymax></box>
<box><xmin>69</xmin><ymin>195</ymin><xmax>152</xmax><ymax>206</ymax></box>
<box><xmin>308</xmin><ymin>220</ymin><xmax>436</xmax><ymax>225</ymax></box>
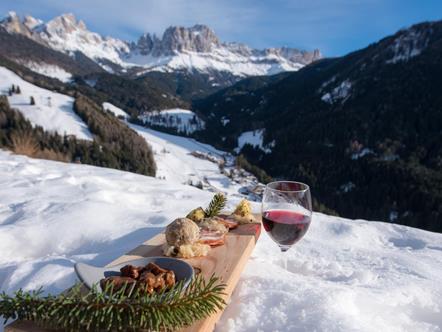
<box><xmin>204</xmin><ymin>193</ymin><xmax>227</xmax><ymax>217</ymax></box>
<box><xmin>0</xmin><ymin>275</ymin><xmax>226</xmax><ymax>331</ymax></box>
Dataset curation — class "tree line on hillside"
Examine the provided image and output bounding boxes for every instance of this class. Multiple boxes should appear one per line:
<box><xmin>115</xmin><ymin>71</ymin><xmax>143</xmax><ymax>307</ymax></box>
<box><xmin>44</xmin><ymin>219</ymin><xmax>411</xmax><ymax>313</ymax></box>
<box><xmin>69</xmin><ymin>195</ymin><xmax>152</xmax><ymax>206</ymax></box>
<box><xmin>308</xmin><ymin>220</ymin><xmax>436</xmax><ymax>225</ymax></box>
<box><xmin>73</xmin><ymin>95</ymin><xmax>156</xmax><ymax>176</ymax></box>
<box><xmin>0</xmin><ymin>96</ymin><xmax>99</xmax><ymax>163</ymax></box>
<box><xmin>0</xmin><ymin>95</ymin><xmax>157</xmax><ymax>177</ymax></box>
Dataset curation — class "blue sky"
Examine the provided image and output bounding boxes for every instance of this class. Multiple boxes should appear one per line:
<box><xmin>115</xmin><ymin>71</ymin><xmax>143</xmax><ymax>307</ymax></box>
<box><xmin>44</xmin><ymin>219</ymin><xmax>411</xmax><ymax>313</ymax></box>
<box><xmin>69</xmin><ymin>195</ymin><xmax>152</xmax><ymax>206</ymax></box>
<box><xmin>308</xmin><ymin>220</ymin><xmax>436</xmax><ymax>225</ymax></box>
<box><xmin>1</xmin><ymin>0</ymin><xmax>441</xmax><ymax>56</ymax></box>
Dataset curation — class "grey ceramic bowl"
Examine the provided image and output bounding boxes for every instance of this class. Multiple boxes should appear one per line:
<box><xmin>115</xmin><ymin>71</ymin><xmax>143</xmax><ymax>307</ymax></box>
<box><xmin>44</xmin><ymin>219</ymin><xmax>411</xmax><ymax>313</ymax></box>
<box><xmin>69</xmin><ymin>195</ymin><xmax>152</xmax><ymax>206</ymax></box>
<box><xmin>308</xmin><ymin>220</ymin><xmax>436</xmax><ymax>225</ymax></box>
<box><xmin>74</xmin><ymin>257</ymin><xmax>194</xmax><ymax>292</ymax></box>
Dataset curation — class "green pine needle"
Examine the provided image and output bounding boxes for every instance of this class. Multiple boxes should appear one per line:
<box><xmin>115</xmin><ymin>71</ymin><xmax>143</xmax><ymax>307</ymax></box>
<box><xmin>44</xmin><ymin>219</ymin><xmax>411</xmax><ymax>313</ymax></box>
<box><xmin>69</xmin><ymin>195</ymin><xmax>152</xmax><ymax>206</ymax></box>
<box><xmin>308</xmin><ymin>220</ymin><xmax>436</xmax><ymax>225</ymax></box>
<box><xmin>204</xmin><ymin>193</ymin><xmax>227</xmax><ymax>217</ymax></box>
<box><xmin>0</xmin><ymin>275</ymin><xmax>226</xmax><ymax>331</ymax></box>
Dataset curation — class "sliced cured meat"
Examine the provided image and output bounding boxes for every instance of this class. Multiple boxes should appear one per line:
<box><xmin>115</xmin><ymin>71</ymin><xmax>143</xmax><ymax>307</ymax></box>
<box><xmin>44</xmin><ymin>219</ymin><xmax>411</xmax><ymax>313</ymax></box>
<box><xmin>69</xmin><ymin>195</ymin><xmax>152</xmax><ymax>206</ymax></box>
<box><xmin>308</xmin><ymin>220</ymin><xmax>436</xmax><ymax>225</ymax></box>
<box><xmin>199</xmin><ymin>229</ymin><xmax>226</xmax><ymax>247</ymax></box>
<box><xmin>216</xmin><ymin>215</ymin><xmax>239</xmax><ymax>229</ymax></box>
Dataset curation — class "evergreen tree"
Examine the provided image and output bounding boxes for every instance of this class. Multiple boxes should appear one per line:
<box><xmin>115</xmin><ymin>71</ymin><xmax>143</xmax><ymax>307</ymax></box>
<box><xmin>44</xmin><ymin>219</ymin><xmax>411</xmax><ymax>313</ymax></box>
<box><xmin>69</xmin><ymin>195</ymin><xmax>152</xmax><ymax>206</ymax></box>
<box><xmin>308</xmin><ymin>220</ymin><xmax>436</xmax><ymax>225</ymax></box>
<box><xmin>30</xmin><ymin>96</ymin><xmax>35</xmax><ymax>105</ymax></box>
<box><xmin>15</xmin><ymin>85</ymin><xmax>21</xmax><ymax>94</ymax></box>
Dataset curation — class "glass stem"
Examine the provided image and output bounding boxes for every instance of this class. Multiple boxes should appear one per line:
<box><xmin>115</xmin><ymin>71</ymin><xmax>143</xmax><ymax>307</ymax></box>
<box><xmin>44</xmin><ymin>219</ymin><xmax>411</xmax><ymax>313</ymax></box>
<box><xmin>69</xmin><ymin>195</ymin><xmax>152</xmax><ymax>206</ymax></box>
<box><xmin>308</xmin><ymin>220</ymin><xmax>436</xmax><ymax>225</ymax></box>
<box><xmin>280</xmin><ymin>247</ymin><xmax>288</xmax><ymax>270</ymax></box>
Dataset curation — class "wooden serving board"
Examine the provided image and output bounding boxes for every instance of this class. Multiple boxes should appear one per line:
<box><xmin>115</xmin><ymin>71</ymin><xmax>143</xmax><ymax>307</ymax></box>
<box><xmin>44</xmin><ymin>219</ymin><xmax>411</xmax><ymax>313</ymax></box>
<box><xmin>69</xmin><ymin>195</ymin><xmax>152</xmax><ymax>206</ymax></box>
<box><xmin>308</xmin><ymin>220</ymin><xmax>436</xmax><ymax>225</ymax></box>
<box><xmin>5</xmin><ymin>217</ymin><xmax>261</xmax><ymax>332</ymax></box>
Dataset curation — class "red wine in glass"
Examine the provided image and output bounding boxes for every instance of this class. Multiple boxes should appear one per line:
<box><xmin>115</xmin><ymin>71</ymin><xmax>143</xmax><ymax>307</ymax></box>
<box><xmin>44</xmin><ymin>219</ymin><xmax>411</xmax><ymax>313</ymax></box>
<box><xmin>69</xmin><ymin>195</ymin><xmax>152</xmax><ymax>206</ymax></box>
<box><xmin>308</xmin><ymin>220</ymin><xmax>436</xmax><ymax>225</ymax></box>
<box><xmin>262</xmin><ymin>210</ymin><xmax>311</xmax><ymax>248</ymax></box>
<box><xmin>261</xmin><ymin>181</ymin><xmax>312</xmax><ymax>263</ymax></box>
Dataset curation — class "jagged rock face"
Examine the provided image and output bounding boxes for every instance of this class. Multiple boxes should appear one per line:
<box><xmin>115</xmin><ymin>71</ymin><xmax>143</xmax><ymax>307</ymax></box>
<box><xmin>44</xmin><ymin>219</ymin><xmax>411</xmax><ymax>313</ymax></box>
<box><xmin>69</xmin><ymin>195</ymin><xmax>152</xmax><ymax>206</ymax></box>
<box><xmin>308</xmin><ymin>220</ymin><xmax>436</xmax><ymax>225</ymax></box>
<box><xmin>37</xmin><ymin>13</ymin><xmax>129</xmax><ymax>62</ymax></box>
<box><xmin>262</xmin><ymin>47</ymin><xmax>322</xmax><ymax>65</ymax></box>
<box><xmin>130</xmin><ymin>24</ymin><xmax>321</xmax><ymax>65</ymax></box>
<box><xmin>160</xmin><ymin>25</ymin><xmax>220</xmax><ymax>54</ymax></box>
<box><xmin>1</xmin><ymin>11</ymin><xmax>32</xmax><ymax>37</ymax></box>
<box><xmin>43</xmin><ymin>13</ymin><xmax>88</xmax><ymax>37</ymax></box>
<box><xmin>128</xmin><ymin>24</ymin><xmax>322</xmax><ymax>75</ymax></box>
<box><xmin>133</xmin><ymin>25</ymin><xmax>220</xmax><ymax>56</ymax></box>
<box><xmin>135</xmin><ymin>33</ymin><xmax>154</xmax><ymax>55</ymax></box>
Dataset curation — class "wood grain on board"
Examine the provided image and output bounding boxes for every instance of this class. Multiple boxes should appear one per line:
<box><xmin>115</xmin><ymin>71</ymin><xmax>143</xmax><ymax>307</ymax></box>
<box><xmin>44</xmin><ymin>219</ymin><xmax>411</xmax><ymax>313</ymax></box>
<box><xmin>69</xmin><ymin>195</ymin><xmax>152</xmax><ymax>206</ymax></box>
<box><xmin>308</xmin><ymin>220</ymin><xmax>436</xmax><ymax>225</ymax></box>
<box><xmin>5</xmin><ymin>217</ymin><xmax>261</xmax><ymax>332</ymax></box>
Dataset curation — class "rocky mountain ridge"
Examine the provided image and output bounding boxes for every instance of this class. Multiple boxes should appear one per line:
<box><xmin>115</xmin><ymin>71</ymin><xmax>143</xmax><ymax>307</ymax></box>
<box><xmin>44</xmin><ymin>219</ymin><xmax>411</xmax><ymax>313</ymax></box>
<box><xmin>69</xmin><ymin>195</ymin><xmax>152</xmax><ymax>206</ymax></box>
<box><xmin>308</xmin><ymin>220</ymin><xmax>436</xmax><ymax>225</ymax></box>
<box><xmin>0</xmin><ymin>12</ymin><xmax>321</xmax><ymax>76</ymax></box>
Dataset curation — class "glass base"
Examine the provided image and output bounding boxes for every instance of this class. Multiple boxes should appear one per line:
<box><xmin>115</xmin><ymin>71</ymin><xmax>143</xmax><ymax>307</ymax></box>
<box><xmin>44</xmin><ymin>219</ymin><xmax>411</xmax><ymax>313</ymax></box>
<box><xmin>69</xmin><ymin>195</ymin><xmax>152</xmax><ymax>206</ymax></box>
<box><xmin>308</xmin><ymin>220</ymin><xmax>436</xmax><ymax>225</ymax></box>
<box><xmin>279</xmin><ymin>245</ymin><xmax>291</xmax><ymax>252</ymax></box>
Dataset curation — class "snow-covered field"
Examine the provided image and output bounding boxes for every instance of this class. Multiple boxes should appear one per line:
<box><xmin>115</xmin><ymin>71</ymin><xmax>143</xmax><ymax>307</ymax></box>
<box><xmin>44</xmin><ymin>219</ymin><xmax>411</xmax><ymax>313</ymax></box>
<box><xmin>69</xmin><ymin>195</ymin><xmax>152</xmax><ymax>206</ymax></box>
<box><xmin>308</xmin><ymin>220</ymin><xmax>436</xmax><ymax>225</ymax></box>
<box><xmin>0</xmin><ymin>150</ymin><xmax>441</xmax><ymax>332</ymax></box>
<box><xmin>0</xmin><ymin>66</ymin><xmax>92</xmax><ymax>140</ymax></box>
<box><xmin>139</xmin><ymin>108</ymin><xmax>205</xmax><ymax>134</ymax></box>
<box><xmin>236</xmin><ymin>129</ymin><xmax>274</xmax><ymax>154</ymax></box>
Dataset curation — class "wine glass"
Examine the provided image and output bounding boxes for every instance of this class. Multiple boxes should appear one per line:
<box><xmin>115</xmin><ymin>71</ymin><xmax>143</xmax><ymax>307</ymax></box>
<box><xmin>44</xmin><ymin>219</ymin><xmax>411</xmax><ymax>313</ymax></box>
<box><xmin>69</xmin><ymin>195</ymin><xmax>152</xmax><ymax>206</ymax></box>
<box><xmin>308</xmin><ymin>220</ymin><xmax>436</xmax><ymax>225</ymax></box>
<box><xmin>261</xmin><ymin>181</ymin><xmax>312</xmax><ymax>269</ymax></box>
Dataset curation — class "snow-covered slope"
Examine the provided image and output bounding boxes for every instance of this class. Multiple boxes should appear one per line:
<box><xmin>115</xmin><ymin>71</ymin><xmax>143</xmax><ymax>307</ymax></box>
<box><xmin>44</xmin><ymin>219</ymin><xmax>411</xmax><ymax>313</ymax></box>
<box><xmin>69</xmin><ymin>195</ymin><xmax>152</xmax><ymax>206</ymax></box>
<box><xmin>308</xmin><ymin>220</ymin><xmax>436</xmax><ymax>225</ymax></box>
<box><xmin>130</xmin><ymin>124</ymin><xmax>255</xmax><ymax>196</ymax></box>
<box><xmin>236</xmin><ymin>129</ymin><xmax>275</xmax><ymax>154</ymax></box>
<box><xmin>0</xmin><ymin>13</ymin><xmax>321</xmax><ymax>77</ymax></box>
<box><xmin>36</xmin><ymin>14</ymin><xmax>129</xmax><ymax>67</ymax></box>
<box><xmin>0</xmin><ymin>150</ymin><xmax>441</xmax><ymax>332</ymax></box>
<box><xmin>0</xmin><ymin>66</ymin><xmax>92</xmax><ymax>140</ymax></box>
<box><xmin>127</xmin><ymin>45</ymin><xmax>308</xmax><ymax>77</ymax></box>
<box><xmin>102</xmin><ymin>102</ymin><xmax>129</xmax><ymax>119</ymax></box>
<box><xmin>21</xmin><ymin>61</ymin><xmax>72</xmax><ymax>83</ymax></box>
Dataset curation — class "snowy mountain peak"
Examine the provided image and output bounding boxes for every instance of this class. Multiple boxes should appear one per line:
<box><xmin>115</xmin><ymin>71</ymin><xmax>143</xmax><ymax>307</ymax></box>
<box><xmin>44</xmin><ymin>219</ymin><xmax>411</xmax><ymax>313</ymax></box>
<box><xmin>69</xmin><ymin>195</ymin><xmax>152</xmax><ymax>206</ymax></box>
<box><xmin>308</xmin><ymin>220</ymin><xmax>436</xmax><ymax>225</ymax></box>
<box><xmin>6</xmin><ymin>11</ymin><xmax>19</xmax><ymax>20</ymax></box>
<box><xmin>0</xmin><ymin>12</ymin><xmax>129</xmax><ymax>67</ymax></box>
<box><xmin>45</xmin><ymin>13</ymin><xmax>87</xmax><ymax>34</ymax></box>
<box><xmin>34</xmin><ymin>13</ymin><xmax>129</xmax><ymax>66</ymax></box>
<box><xmin>1</xmin><ymin>12</ymin><xmax>43</xmax><ymax>32</ymax></box>
<box><xmin>1</xmin><ymin>11</ymin><xmax>31</xmax><ymax>36</ymax></box>
<box><xmin>132</xmin><ymin>24</ymin><xmax>221</xmax><ymax>56</ymax></box>
<box><xmin>23</xmin><ymin>15</ymin><xmax>43</xmax><ymax>30</ymax></box>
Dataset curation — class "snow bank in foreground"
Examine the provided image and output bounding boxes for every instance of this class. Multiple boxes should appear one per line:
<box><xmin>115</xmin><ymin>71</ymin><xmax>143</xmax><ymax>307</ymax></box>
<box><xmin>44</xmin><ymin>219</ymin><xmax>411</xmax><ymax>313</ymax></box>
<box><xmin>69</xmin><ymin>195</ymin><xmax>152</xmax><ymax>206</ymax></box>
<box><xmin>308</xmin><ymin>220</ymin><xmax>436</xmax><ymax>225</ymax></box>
<box><xmin>22</xmin><ymin>62</ymin><xmax>72</xmax><ymax>83</ymax></box>
<box><xmin>102</xmin><ymin>102</ymin><xmax>129</xmax><ymax>119</ymax></box>
<box><xmin>0</xmin><ymin>66</ymin><xmax>92</xmax><ymax>140</ymax></box>
<box><xmin>0</xmin><ymin>151</ymin><xmax>441</xmax><ymax>331</ymax></box>
<box><xmin>139</xmin><ymin>108</ymin><xmax>205</xmax><ymax>134</ymax></box>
